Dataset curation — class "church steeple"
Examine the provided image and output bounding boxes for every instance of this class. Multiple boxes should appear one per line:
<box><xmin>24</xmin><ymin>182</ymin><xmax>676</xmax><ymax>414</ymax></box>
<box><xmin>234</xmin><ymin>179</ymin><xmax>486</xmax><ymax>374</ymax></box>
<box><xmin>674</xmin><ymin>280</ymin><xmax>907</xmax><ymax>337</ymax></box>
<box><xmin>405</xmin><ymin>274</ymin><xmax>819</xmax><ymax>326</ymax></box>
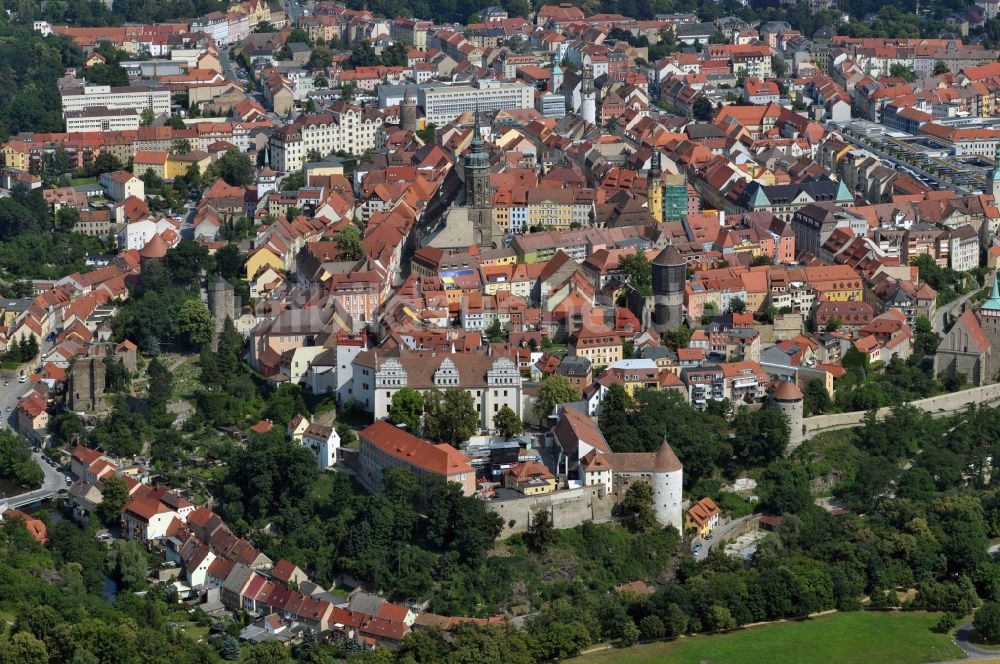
<box><xmin>464</xmin><ymin>107</ymin><xmax>490</xmax><ymax>208</ymax></box>
<box><xmin>993</xmin><ymin>150</ymin><xmax>1000</xmax><ymax>201</ymax></box>
<box><xmin>648</xmin><ymin>151</ymin><xmax>663</xmax><ymax>223</ymax></box>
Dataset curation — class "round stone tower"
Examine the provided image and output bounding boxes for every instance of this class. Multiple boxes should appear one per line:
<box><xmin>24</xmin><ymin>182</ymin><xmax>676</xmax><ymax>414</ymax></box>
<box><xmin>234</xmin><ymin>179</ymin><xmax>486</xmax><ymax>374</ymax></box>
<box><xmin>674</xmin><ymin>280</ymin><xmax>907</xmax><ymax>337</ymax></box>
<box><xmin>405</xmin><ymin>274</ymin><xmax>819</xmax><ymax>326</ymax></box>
<box><xmin>770</xmin><ymin>380</ymin><xmax>804</xmax><ymax>449</ymax></box>
<box><xmin>651</xmin><ymin>439</ymin><xmax>684</xmax><ymax>531</ymax></box>
<box><xmin>651</xmin><ymin>244</ymin><xmax>685</xmax><ymax>332</ymax></box>
<box><xmin>400</xmin><ymin>87</ymin><xmax>417</xmax><ymax>133</ymax></box>
<box><xmin>207</xmin><ymin>275</ymin><xmax>235</xmax><ymax>349</ymax></box>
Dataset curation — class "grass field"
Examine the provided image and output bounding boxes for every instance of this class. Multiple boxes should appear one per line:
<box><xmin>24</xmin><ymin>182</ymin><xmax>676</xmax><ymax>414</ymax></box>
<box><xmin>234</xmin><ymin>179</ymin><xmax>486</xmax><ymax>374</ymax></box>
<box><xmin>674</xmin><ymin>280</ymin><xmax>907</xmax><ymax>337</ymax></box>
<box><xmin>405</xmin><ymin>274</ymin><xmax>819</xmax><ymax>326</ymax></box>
<box><xmin>573</xmin><ymin>611</ymin><xmax>964</xmax><ymax>664</ymax></box>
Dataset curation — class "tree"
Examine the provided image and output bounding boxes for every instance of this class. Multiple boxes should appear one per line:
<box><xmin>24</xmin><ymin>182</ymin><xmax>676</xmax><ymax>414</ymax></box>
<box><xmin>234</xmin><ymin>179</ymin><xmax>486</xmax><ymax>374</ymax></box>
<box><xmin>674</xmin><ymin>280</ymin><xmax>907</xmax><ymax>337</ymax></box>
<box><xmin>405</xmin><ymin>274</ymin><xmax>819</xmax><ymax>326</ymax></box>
<box><xmin>106</xmin><ymin>540</ymin><xmax>148</xmax><ymax>591</ymax></box>
<box><xmin>140</xmin><ymin>107</ymin><xmax>155</xmax><ymax>127</ymax></box>
<box><xmin>493</xmin><ymin>405</ymin><xmax>524</xmax><ymax>439</ymax></box>
<box><xmin>389</xmin><ymin>388</ymin><xmax>424</xmax><ymax>432</ymax></box>
<box><xmin>933</xmin><ymin>60</ymin><xmax>950</xmax><ymax>75</ymax></box>
<box><xmin>164</xmin><ymin>242</ymin><xmax>212</xmax><ymax>288</ymax></box>
<box><xmin>526</xmin><ymin>508</ymin><xmax>555</xmax><ymax>552</ymax></box>
<box><xmin>335</xmin><ymin>225</ymin><xmax>364</xmax><ymax>261</ymax></box>
<box><xmin>308</xmin><ymin>44</ymin><xmax>332</xmax><ymax>69</ymax></box>
<box><xmin>423</xmin><ymin>388</ymin><xmax>479</xmax><ymax>443</ymax></box>
<box><xmin>165</xmin><ymin>114</ymin><xmax>186</xmax><ymax>130</ymax></box>
<box><xmin>173</xmin><ymin>300</ymin><xmax>214</xmax><ymax>350</ymax></box>
<box><xmin>803</xmin><ymin>379</ymin><xmax>831</xmax><ymax>416</ymax></box>
<box><xmin>485</xmin><ymin>319</ymin><xmax>506</xmax><ymax>342</ymax></box>
<box><xmin>622</xmin><ymin>481</ymin><xmax>657</xmax><ymax>532</ymax></box>
<box><xmin>170</xmin><ymin>138</ymin><xmax>192</xmax><ymax>154</ymax></box>
<box><xmin>146</xmin><ymin>357</ymin><xmax>173</xmax><ymax>409</ymax></box>
<box><xmin>417</xmin><ymin>122</ymin><xmax>437</xmax><ymax>144</ymax></box>
<box><xmin>97</xmin><ymin>476</ymin><xmax>129</xmax><ymax>526</ymax></box>
<box><xmin>241</xmin><ymin>642</ymin><xmax>293</xmax><ymax>664</ymax></box>
<box><xmin>760</xmin><ymin>459</ymin><xmax>812</xmax><ymax>514</ymax></box>
<box><xmin>977</xmin><ymin>601</ymin><xmax>1000</xmax><ymax>643</ymax></box>
<box><xmin>889</xmin><ymin>62</ymin><xmax>915</xmax><ymax>82</ymax></box>
<box><xmin>93</xmin><ymin>151</ymin><xmax>123</xmax><ymax>175</ymax></box>
<box><xmin>55</xmin><ymin>206</ymin><xmax>79</xmax><ymax>231</ymax></box>
<box><xmin>350</xmin><ymin>40</ymin><xmax>378</xmax><ymax>67</ymax></box>
<box><xmin>727</xmin><ymin>297</ymin><xmax>747</xmax><ymax>314</ymax></box>
<box><xmin>826</xmin><ymin>316</ymin><xmax>842</xmax><ymax>332</ymax></box>
<box><xmin>220</xmin><ymin>636</ymin><xmax>240</xmax><ymax>660</ymax></box>
<box><xmin>209</xmin><ymin>149</ymin><xmax>255</xmax><ymax>186</ymax></box>
<box><xmin>732</xmin><ymin>406</ymin><xmax>790</xmax><ymax>466</ymax></box>
<box><xmin>381</xmin><ymin>41</ymin><xmax>408</xmax><ymax>67</ymax></box>
<box><xmin>533</xmin><ymin>375</ymin><xmax>581</xmax><ymax>421</ymax></box>
<box><xmin>0</xmin><ymin>632</ymin><xmax>48</xmax><ymax>664</ymax></box>
<box><xmin>215</xmin><ymin>244</ymin><xmax>244</xmax><ymax>281</ymax></box>
<box><xmin>689</xmin><ymin>94</ymin><xmax>714</xmax><ymax>120</ymax></box>
<box><xmin>639</xmin><ymin>614</ymin><xmax>665</xmax><ymax>640</ymax></box>
<box><xmin>619</xmin><ymin>251</ymin><xmax>652</xmax><ymax>296</ymax></box>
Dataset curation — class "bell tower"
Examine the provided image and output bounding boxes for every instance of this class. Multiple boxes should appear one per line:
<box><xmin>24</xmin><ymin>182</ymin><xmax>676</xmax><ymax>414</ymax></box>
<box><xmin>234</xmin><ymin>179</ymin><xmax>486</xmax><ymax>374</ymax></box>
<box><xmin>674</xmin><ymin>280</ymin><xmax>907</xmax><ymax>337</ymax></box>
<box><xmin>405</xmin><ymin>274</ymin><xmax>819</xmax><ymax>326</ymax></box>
<box><xmin>464</xmin><ymin>109</ymin><xmax>495</xmax><ymax>248</ymax></box>
<box><xmin>648</xmin><ymin>151</ymin><xmax>663</xmax><ymax>223</ymax></box>
<box><xmin>992</xmin><ymin>151</ymin><xmax>1000</xmax><ymax>202</ymax></box>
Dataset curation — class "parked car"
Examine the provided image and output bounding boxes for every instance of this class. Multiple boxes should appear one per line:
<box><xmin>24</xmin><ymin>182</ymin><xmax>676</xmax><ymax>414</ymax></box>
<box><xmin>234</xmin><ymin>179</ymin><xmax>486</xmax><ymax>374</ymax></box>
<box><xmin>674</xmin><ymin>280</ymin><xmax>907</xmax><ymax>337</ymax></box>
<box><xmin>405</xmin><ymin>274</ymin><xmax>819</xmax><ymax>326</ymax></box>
<box><xmin>693</xmin><ymin>544</ymin><xmax>703</xmax><ymax>555</ymax></box>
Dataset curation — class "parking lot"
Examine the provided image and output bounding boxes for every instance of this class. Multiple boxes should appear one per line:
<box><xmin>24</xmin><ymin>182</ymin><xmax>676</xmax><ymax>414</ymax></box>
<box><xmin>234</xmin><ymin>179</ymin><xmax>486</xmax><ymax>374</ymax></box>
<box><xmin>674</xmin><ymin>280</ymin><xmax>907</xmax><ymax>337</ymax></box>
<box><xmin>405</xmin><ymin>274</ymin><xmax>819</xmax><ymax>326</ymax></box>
<box><xmin>828</xmin><ymin>120</ymin><xmax>980</xmax><ymax>194</ymax></box>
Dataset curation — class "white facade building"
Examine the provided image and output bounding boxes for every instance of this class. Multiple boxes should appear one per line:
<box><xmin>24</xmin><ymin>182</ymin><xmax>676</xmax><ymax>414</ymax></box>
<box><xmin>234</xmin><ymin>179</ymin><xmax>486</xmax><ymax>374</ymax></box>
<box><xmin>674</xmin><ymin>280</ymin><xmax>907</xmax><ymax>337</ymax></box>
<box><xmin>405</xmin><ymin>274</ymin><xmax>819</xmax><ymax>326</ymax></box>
<box><xmin>65</xmin><ymin>107</ymin><xmax>141</xmax><ymax>133</ymax></box>
<box><xmin>419</xmin><ymin>80</ymin><xmax>535</xmax><ymax>125</ymax></box>
<box><xmin>269</xmin><ymin>107</ymin><xmax>391</xmax><ymax>171</ymax></box>
<box><xmin>61</xmin><ymin>84</ymin><xmax>171</xmax><ymax>117</ymax></box>
<box><xmin>351</xmin><ymin>350</ymin><xmax>524</xmax><ymax>432</ymax></box>
<box><xmin>301</xmin><ymin>423</ymin><xmax>340</xmax><ymax>469</ymax></box>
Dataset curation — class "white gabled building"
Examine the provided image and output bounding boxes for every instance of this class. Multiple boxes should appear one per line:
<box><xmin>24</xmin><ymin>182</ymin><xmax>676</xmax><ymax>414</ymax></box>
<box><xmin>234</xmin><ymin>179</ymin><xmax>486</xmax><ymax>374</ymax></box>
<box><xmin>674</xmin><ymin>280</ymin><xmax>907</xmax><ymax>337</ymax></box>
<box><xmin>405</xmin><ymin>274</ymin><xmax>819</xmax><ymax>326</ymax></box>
<box><xmin>269</xmin><ymin>105</ymin><xmax>394</xmax><ymax>171</ymax></box>
<box><xmin>351</xmin><ymin>349</ymin><xmax>524</xmax><ymax>433</ymax></box>
<box><xmin>301</xmin><ymin>423</ymin><xmax>340</xmax><ymax>469</ymax></box>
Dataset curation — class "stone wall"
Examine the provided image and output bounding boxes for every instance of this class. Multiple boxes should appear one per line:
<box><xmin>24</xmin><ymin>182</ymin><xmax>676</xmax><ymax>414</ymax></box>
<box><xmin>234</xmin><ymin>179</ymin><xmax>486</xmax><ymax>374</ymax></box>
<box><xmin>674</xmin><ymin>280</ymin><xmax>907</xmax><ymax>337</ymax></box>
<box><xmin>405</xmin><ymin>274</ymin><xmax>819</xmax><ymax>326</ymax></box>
<box><xmin>487</xmin><ymin>486</ymin><xmax>617</xmax><ymax>537</ymax></box>
<box><xmin>798</xmin><ymin>383</ymin><xmax>1000</xmax><ymax>443</ymax></box>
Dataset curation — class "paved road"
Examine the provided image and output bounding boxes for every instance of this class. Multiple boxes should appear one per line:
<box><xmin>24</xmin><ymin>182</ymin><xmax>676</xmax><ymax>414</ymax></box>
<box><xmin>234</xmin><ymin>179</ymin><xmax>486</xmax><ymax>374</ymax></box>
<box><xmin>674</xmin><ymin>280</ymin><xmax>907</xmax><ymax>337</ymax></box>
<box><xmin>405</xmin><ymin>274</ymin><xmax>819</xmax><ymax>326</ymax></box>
<box><xmin>934</xmin><ymin>276</ymin><xmax>991</xmax><ymax>334</ymax></box>
<box><xmin>1</xmin><ymin>450</ymin><xmax>67</xmax><ymax>509</ymax></box>
<box><xmin>217</xmin><ymin>43</ymin><xmax>239</xmax><ymax>82</ymax></box>
<box><xmin>0</xmin><ymin>379</ymin><xmax>70</xmax><ymax>510</ymax></box>
<box><xmin>690</xmin><ymin>514</ymin><xmax>759</xmax><ymax>561</ymax></box>
<box><xmin>952</xmin><ymin>622</ymin><xmax>998</xmax><ymax>659</ymax></box>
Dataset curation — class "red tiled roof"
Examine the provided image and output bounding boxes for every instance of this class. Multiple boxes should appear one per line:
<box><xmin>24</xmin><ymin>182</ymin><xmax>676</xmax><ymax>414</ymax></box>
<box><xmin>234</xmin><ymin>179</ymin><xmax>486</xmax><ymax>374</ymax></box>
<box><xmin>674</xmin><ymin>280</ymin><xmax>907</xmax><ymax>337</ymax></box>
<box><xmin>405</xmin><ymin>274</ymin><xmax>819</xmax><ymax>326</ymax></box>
<box><xmin>360</xmin><ymin>421</ymin><xmax>474</xmax><ymax>476</ymax></box>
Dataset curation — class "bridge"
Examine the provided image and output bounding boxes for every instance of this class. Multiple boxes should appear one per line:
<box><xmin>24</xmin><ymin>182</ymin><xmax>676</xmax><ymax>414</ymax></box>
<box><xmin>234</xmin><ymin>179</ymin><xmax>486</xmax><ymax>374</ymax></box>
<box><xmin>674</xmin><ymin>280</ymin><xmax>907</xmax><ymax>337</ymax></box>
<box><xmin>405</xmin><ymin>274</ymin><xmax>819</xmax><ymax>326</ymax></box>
<box><xmin>0</xmin><ymin>450</ymin><xmax>67</xmax><ymax>512</ymax></box>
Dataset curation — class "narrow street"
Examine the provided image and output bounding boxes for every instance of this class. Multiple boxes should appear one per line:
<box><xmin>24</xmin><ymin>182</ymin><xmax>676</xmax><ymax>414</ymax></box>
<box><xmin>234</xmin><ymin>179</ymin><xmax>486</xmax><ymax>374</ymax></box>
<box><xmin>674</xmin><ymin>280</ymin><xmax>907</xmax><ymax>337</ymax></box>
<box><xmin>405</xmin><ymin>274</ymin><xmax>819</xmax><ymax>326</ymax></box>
<box><xmin>690</xmin><ymin>514</ymin><xmax>759</xmax><ymax>561</ymax></box>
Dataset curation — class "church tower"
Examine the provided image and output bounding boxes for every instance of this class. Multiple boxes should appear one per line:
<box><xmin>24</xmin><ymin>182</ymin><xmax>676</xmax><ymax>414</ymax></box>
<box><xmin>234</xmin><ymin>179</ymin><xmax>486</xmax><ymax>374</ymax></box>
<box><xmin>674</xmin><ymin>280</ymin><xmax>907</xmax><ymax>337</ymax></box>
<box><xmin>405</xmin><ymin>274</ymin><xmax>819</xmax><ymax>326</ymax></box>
<box><xmin>992</xmin><ymin>151</ymin><xmax>1000</xmax><ymax>202</ymax></box>
<box><xmin>464</xmin><ymin>109</ymin><xmax>495</xmax><ymax>248</ymax></box>
<box><xmin>550</xmin><ymin>62</ymin><xmax>563</xmax><ymax>94</ymax></box>
<box><xmin>648</xmin><ymin>150</ymin><xmax>663</xmax><ymax>223</ymax></box>
<box><xmin>581</xmin><ymin>64</ymin><xmax>596</xmax><ymax>125</ymax></box>
<box><xmin>979</xmin><ymin>272</ymin><xmax>1000</xmax><ymax>353</ymax></box>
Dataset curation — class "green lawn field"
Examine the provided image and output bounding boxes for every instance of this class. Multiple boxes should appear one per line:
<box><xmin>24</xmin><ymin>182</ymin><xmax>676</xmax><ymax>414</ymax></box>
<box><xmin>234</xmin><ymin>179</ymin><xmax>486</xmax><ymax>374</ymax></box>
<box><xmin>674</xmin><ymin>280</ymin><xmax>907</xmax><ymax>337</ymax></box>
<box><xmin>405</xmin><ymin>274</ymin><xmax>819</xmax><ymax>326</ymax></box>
<box><xmin>573</xmin><ymin>611</ymin><xmax>964</xmax><ymax>664</ymax></box>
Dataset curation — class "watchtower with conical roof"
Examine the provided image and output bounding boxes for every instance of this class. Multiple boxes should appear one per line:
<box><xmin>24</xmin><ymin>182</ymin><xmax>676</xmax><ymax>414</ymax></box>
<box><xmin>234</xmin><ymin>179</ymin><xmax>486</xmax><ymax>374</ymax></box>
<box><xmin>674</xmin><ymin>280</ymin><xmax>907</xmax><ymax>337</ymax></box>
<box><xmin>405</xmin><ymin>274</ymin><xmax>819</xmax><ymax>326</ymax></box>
<box><xmin>979</xmin><ymin>272</ymin><xmax>1000</xmax><ymax>354</ymax></box>
<box><xmin>770</xmin><ymin>380</ymin><xmax>804</xmax><ymax>450</ymax></box>
<box><xmin>992</xmin><ymin>152</ymin><xmax>1000</xmax><ymax>202</ymax></box>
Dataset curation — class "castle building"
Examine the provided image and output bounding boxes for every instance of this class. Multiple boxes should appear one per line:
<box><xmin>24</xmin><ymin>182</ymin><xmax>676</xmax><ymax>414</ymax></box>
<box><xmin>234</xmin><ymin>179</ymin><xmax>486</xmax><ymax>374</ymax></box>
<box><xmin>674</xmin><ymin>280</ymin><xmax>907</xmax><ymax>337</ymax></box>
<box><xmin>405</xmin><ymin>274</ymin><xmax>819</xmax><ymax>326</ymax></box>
<box><xmin>351</xmin><ymin>348</ymin><xmax>523</xmax><ymax>432</ymax></box>
<box><xmin>553</xmin><ymin>407</ymin><xmax>684</xmax><ymax>530</ymax></box>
